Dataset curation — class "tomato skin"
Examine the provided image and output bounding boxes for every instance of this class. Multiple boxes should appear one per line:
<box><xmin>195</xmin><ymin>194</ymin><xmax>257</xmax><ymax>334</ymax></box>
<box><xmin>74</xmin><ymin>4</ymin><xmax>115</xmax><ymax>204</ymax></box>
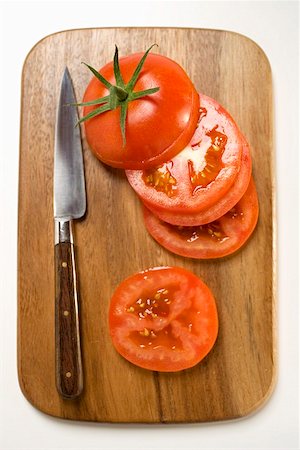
<box><xmin>126</xmin><ymin>93</ymin><xmax>243</xmax><ymax>212</ymax></box>
<box><xmin>109</xmin><ymin>267</ymin><xmax>218</xmax><ymax>372</ymax></box>
<box><xmin>143</xmin><ymin>178</ymin><xmax>259</xmax><ymax>260</ymax></box>
<box><xmin>142</xmin><ymin>134</ymin><xmax>252</xmax><ymax>226</ymax></box>
<box><xmin>83</xmin><ymin>53</ymin><xmax>200</xmax><ymax>169</ymax></box>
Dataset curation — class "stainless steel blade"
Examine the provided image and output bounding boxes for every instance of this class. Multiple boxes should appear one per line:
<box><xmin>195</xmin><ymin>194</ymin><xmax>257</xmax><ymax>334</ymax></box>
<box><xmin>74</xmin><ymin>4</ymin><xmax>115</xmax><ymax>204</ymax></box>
<box><xmin>54</xmin><ymin>67</ymin><xmax>86</xmax><ymax>221</ymax></box>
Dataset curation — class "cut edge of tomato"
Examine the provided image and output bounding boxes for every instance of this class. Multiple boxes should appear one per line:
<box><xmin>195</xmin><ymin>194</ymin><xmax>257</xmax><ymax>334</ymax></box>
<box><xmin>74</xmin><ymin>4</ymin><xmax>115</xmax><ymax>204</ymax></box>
<box><xmin>141</xmin><ymin>134</ymin><xmax>252</xmax><ymax>225</ymax></box>
<box><xmin>143</xmin><ymin>177</ymin><xmax>259</xmax><ymax>260</ymax></box>
<box><xmin>125</xmin><ymin>93</ymin><xmax>244</xmax><ymax>211</ymax></box>
<box><xmin>112</xmin><ymin>326</ymin><xmax>219</xmax><ymax>372</ymax></box>
<box><xmin>109</xmin><ymin>266</ymin><xmax>219</xmax><ymax>372</ymax></box>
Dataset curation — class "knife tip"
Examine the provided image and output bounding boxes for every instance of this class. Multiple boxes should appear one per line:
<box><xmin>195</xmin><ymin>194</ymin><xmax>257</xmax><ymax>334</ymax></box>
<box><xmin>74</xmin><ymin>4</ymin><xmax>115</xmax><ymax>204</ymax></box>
<box><xmin>63</xmin><ymin>66</ymin><xmax>70</xmax><ymax>79</ymax></box>
<box><xmin>60</xmin><ymin>67</ymin><xmax>74</xmax><ymax>93</ymax></box>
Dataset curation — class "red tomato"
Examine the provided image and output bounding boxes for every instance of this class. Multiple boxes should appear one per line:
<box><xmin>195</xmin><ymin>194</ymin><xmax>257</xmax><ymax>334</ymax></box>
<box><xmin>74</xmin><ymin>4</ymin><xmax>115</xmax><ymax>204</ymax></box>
<box><xmin>126</xmin><ymin>93</ymin><xmax>243</xmax><ymax>212</ymax></box>
<box><xmin>143</xmin><ymin>134</ymin><xmax>252</xmax><ymax>226</ymax></box>
<box><xmin>143</xmin><ymin>177</ymin><xmax>259</xmax><ymax>259</ymax></box>
<box><xmin>83</xmin><ymin>52</ymin><xmax>200</xmax><ymax>169</ymax></box>
<box><xmin>109</xmin><ymin>267</ymin><xmax>218</xmax><ymax>372</ymax></box>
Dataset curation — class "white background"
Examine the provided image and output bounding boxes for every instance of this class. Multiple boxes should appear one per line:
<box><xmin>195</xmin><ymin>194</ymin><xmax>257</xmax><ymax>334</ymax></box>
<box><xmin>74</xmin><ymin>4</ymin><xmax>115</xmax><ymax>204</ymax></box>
<box><xmin>0</xmin><ymin>1</ymin><xmax>299</xmax><ymax>449</ymax></box>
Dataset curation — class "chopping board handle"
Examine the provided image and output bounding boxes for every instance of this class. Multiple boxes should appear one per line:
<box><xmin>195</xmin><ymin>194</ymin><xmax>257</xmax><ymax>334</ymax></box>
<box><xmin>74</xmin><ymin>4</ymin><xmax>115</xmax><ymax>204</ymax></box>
<box><xmin>55</xmin><ymin>239</ymin><xmax>83</xmax><ymax>399</ymax></box>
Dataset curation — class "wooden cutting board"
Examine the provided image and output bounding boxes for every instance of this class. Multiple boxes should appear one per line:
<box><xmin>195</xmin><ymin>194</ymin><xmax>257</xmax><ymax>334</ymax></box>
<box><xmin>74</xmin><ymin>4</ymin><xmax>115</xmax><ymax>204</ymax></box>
<box><xmin>17</xmin><ymin>28</ymin><xmax>276</xmax><ymax>423</ymax></box>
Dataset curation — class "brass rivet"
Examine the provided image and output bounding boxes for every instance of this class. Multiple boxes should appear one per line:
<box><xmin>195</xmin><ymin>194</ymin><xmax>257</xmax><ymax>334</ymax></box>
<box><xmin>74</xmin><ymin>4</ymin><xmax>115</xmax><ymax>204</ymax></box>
<box><xmin>66</xmin><ymin>372</ymin><xmax>72</xmax><ymax>378</ymax></box>
<box><xmin>62</xmin><ymin>262</ymin><xmax>67</xmax><ymax>268</ymax></box>
<box><xmin>63</xmin><ymin>310</ymin><xmax>69</xmax><ymax>317</ymax></box>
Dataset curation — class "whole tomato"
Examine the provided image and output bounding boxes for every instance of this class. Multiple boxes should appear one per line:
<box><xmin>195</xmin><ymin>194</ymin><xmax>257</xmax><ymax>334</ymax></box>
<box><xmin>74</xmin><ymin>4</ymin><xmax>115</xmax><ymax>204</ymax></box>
<box><xmin>80</xmin><ymin>46</ymin><xmax>200</xmax><ymax>169</ymax></box>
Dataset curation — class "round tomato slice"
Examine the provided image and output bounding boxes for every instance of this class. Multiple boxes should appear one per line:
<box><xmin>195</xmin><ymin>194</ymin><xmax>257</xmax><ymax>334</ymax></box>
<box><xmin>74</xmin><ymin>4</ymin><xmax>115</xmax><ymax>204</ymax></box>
<box><xmin>109</xmin><ymin>267</ymin><xmax>218</xmax><ymax>372</ymax></box>
<box><xmin>126</xmin><ymin>93</ymin><xmax>243</xmax><ymax>212</ymax></box>
<box><xmin>143</xmin><ymin>134</ymin><xmax>252</xmax><ymax>225</ymax></box>
<box><xmin>143</xmin><ymin>177</ymin><xmax>259</xmax><ymax>259</ymax></box>
<box><xmin>82</xmin><ymin>51</ymin><xmax>200</xmax><ymax>169</ymax></box>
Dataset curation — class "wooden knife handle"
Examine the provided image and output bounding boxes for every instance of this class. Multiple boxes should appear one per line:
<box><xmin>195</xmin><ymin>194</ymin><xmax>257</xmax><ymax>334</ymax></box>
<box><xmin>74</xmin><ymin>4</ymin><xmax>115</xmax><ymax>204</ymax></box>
<box><xmin>55</xmin><ymin>241</ymin><xmax>83</xmax><ymax>399</ymax></box>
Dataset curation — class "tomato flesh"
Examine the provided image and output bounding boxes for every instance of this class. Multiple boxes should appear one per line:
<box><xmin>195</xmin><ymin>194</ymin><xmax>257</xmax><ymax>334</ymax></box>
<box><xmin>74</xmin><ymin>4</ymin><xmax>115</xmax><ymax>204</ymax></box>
<box><xmin>142</xmin><ymin>134</ymin><xmax>252</xmax><ymax>225</ymax></box>
<box><xmin>126</xmin><ymin>93</ymin><xmax>243</xmax><ymax>212</ymax></box>
<box><xmin>83</xmin><ymin>53</ymin><xmax>200</xmax><ymax>169</ymax></box>
<box><xmin>109</xmin><ymin>267</ymin><xmax>218</xmax><ymax>372</ymax></box>
<box><xmin>189</xmin><ymin>125</ymin><xmax>228</xmax><ymax>190</ymax></box>
<box><xmin>143</xmin><ymin>178</ymin><xmax>259</xmax><ymax>259</ymax></box>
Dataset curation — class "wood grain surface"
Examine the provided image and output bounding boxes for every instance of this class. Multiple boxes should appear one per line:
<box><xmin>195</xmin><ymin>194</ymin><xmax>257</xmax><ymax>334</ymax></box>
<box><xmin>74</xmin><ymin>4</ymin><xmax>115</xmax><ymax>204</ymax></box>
<box><xmin>17</xmin><ymin>28</ymin><xmax>276</xmax><ymax>423</ymax></box>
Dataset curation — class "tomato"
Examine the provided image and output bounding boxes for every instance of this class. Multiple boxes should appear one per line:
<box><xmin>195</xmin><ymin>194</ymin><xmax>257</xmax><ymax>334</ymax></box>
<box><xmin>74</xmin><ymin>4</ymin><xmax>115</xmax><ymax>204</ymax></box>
<box><xmin>126</xmin><ymin>93</ymin><xmax>243</xmax><ymax>212</ymax></box>
<box><xmin>142</xmin><ymin>134</ymin><xmax>252</xmax><ymax>225</ymax></box>
<box><xmin>109</xmin><ymin>267</ymin><xmax>218</xmax><ymax>372</ymax></box>
<box><xmin>82</xmin><ymin>49</ymin><xmax>200</xmax><ymax>169</ymax></box>
<box><xmin>143</xmin><ymin>177</ymin><xmax>258</xmax><ymax>259</ymax></box>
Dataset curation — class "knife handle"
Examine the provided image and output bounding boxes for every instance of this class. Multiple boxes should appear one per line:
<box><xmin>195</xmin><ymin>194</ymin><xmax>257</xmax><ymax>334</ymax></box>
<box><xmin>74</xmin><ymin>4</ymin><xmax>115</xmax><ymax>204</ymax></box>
<box><xmin>55</xmin><ymin>223</ymin><xmax>83</xmax><ymax>399</ymax></box>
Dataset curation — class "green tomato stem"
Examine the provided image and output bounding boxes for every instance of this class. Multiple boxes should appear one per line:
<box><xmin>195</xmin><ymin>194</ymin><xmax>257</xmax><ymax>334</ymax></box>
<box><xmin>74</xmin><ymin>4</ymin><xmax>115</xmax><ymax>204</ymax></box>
<box><xmin>114</xmin><ymin>85</ymin><xmax>128</xmax><ymax>101</ymax></box>
<box><xmin>78</xmin><ymin>45</ymin><xmax>160</xmax><ymax>144</ymax></box>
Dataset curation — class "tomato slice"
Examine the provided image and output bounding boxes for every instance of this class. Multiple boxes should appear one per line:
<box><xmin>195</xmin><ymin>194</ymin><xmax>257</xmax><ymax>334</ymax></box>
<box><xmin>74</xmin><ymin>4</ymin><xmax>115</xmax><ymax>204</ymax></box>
<box><xmin>142</xmin><ymin>134</ymin><xmax>252</xmax><ymax>225</ymax></box>
<box><xmin>83</xmin><ymin>52</ymin><xmax>200</xmax><ymax>169</ymax></box>
<box><xmin>109</xmin><ymin>267</ymin><xmax>218</xmax><ymax>372</ymax></box>
<box><xmin>126</xmin><ymin>93</ymin><xmax>243</xmax><ymax>212</ymax></box>
<box><xmin>143</xmin><ymin>177</ymin><xmax>259</xmax><ymax>259</ymax></box>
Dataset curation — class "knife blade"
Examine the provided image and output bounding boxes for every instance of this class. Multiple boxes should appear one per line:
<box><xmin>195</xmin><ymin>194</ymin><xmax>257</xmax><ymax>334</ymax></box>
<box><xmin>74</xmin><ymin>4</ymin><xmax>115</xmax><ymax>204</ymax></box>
<box><xmin>54</xmin><ymin>67</ymin><xmax>85</xmax><ymax>399</ymax></box>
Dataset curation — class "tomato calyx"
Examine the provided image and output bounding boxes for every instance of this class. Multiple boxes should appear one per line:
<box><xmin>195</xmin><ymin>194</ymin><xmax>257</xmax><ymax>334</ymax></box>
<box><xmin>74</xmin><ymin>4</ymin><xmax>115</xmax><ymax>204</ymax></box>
<box><xmin>77</xmin><ymin>44</ymin><xmax>160</xmax><ymax>144</ymax></box>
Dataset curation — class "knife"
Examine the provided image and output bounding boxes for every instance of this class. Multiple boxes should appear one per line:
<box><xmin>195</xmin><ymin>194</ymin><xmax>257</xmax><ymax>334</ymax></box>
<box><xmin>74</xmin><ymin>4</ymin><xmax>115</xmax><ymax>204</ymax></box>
<box><xmin>54</xmin><ymin>67</ymin><xmax>86</xmax><ymax>399</ymax></box>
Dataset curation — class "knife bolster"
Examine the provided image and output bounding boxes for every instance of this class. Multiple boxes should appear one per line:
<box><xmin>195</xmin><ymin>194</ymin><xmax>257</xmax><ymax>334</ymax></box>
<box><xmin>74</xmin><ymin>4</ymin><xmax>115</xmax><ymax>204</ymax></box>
<box><xmin>55</xmin><ymin>219</ymin><xmax>73</xmax><ymax>244</ymax></box>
